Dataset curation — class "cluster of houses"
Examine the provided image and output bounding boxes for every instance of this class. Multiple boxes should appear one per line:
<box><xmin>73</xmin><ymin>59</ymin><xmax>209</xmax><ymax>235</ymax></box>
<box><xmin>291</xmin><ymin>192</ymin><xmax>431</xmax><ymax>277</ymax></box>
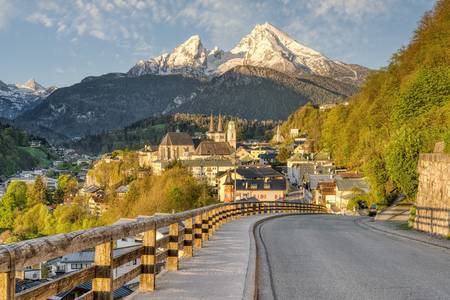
<box><xmin>0</xmin><ymin>154</ymin><xmax>94</xmax><ymax>200</ymax></box>
<box><xmin>0</xmin><ymin>170</ymin><xmax>58</xmax><ymax>200</ymax></box>
<box><xmin>80</xmin><ymin>116</ymin><xmax>372</xmax><ymax>217</ymax></box>
<box><xmin>285</xmin><ymin>129</ymin><xmax>370</xmax><ymax>213</ymax></box>
<box><xmin>81</xmin><ymin>114</ymin><xmax>289</xmax><ymax>216</ymax></box>
<box><xmin>8</xmin><ymin>121</ymin><xmax>372</xmax><ymax>296</ymax></box>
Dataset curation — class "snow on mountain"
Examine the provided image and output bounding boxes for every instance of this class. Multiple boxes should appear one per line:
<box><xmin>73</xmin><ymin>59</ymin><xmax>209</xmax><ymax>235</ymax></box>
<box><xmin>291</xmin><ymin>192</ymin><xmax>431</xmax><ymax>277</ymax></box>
<box><xmin>0</xmin><ymin>79</ymin><xmax>55</xmax><ymax>119</ymax></box>
<box><xmin>128</xmin><ymin>23</ymin><xmax>369</xmax><ymax>84</ymax></box>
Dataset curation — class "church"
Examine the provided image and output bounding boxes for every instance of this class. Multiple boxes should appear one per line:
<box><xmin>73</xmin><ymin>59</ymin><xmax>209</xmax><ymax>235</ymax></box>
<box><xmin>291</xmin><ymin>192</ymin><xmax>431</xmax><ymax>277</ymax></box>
<box><xmin>206</xmin><ymin>113</ymin><xmax>237</xmax><ymax>149</ymax></box>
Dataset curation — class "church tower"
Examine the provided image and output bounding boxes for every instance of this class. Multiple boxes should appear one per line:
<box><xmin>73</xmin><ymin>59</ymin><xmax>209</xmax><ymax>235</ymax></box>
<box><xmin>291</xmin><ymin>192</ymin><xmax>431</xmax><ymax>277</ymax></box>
<box><xmin>227</xmin><ymin>120</ymin><xmax>237</xmax><ymax>149</ymax></box>
<box><xmin>207</xmin><ymin>113</ymin><xmax>215</xmax><ymax>141</ymax></box>
<box><xmin>274</xmin><ymin>125</ymin><xmax>284</xmax><ymax>143</ymax></box>
<box><xmin>223</xmin><ymin>171</ymin><xmax>235</xmax><ymax>203</ymax></box>
<box><xmin>207</xmin><ymin>113</ymin><xmax>226</xmax><ymax>142</ymax></box>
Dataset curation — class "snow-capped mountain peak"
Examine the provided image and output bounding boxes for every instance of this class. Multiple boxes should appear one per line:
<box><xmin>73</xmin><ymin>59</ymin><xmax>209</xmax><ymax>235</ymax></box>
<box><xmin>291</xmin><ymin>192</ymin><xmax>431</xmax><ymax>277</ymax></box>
<box><xmin>17</xmin><ymin>79</ymin><xmax>46</xmax><ymax>92</ymax></box>
<box><xmin>128</xmin><ymin>23</ymin><xmax>369</xmax><ymax>84</ymax></box>
<box><xmin>0</xmin><ymin>79</ymin><xmax>55</xmax><ymax>119</ymax></box>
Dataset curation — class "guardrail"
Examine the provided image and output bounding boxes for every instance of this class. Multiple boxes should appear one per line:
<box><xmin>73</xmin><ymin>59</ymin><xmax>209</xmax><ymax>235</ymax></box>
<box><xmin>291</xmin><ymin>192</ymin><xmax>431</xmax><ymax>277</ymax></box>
<box><xmin>414</xmin><ymin>206</ymin><xmax>450</xmax><ymax>236</ymax></box>
<box><xmin>0</xmin><ymin>201</ymin><xmax>326</xmax><ymax>300</ymax></box>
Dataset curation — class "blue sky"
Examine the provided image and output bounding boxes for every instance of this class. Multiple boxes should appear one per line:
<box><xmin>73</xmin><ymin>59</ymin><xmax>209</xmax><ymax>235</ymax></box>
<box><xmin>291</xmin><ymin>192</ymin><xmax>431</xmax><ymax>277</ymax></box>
<box><xmin>0</xmin><ymin>0</ymin><xmax>436</xmax><ymax>87</ymax></box>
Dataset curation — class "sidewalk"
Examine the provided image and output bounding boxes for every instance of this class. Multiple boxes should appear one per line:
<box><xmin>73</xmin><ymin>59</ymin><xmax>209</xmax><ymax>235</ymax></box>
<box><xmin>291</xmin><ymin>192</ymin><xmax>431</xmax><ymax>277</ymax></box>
<box><xmin>129</xmin><ymin>215</ymin><xmax>266</xmax><ymax>300</ymax></box>
<box><xmin>358</xmin><ymin>217</ymin><xmax>450</xmax><ymax>251</ymax></box>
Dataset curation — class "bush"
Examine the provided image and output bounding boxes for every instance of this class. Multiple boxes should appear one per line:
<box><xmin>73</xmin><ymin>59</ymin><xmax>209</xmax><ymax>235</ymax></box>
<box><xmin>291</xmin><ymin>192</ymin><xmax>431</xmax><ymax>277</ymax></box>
<box><xmin>408</xmin><ymin>206</ymin><xmax>416</xmax><ymax>228</ymax></box>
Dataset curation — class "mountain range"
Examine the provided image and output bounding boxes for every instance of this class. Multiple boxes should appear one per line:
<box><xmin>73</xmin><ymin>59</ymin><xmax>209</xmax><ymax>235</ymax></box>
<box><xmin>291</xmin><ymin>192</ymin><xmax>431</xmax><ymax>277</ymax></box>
<box><xmin>12</xmin><ymin>23</ymin><xmax>369</xmax><ymax>142</ymax></box>
<box><xmin>0</xmin><ymin>79</ymin><xmax>55</xmax><ymax>119</ymax></box>
<box><xmin>128</xmin><ymin>23</ymin><xmax>368</xmax><ymax>85</ymax></box>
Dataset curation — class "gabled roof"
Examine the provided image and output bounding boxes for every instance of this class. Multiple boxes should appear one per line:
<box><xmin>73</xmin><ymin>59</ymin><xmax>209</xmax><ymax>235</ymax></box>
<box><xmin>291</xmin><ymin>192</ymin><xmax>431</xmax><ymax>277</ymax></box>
<box><xmin>194</xmin><ymin>141</ymin><xmax>233</xmax><ymax>156</ymax></box>
<box><xmin>83</xmin><ymin>185</ymin><xmax>101</xmax><ymax>193</ymax></box>
<box><xmin>235</xmin><ymin>179</ymin><xmax>286</xmax><ymax>191</ymax></box>
<box><xmin>313</xmin><ymin>151</ymin><xmax>331</xmax><ymax>161</ymax></box>
<box><xmin>160</xmin><ymin>132</ymin><xmax>193</xmax><ymax>146</ymax></box>
<box><xmin>181</xmin><ymin>159</ymin><xmax>234</xmax><ymax>167</ymax></box>
<box><xmin>224</xmin><ymin>171</ymin><xmax>234</xmax><ymax>185</ymax></box>
<box><xmin>318</xmin><ymin>181</ymin><xmax>336</xmax><ymax>194</ymax></box>
<box><xmin>236</xmin><ymin>166</ymin><xmax>283</xmax><ymax>179</ymax></box>
<box><xmin>308</xmin><ymin>174</ymin><xmax>335</xmax><ymax>190</ymax></box>
<box><xmin>336</xmin><ymin>177</ymin><xmax>370</xmax><ymax>192</ymax></box>
<box><xmin>288</xmin><ymin>153</ymin><xmax>308</xmax><ymax>162</ymax></box>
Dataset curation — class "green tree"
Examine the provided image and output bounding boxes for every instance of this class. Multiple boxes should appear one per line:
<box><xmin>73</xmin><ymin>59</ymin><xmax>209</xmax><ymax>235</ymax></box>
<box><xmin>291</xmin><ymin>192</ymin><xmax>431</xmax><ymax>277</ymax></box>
<box><xmin>12</xmin><ymin>204</ymin><xmax>55</xmax><ymax>240</ymax></box>
<box><xmin>54</xmin><ymin>175</ymin><xmax>78</xmax><ymax>203</ymax></box>
<box><xmin>52</xmin><ymin>204</ymin><xmax>100</xmax><ymax>233</ymax></box>
<box><xmin>276</xmin><ymin>147</ymin><xmax>291</xmax><ymax>163</ymax></box>
<box><xmin>0</xmin><ymin>181</ymin><xmax>28</xmax><ymax>229</ymax></box>
<box><xmin>28</xmin><ymin>176</ymin><xmax>49</xmax><ymax>206</ymax></box>
<box><xmin>384</xmin><ymin>127</ymin><xmax>423</xmax><ymax>199</ymax></box>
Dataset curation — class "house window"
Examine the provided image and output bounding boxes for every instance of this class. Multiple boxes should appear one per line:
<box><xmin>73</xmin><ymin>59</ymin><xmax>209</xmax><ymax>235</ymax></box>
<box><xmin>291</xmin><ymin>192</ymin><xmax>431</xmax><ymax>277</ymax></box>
<box><xmin>71</xmin><ymin>263</ymin><xmax>83</xmax><ymax>270</ymax></box>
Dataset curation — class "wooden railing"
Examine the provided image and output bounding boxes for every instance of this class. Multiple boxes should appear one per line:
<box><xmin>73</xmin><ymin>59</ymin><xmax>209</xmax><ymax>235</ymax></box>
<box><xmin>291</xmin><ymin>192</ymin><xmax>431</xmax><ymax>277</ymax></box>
<box><xmin>414</xmin><ymin>206</ymin><xmax>450</xmax><ymax>236</ymax></box>
<box><xmin>0</xmin><ymin>201</ymin><xmax>326</xmax><ymax>300</ymax></box>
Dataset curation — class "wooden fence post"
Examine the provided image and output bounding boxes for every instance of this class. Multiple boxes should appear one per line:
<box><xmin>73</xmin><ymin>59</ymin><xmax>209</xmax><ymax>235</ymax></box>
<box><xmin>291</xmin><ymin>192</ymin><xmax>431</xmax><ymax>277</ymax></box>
<box><xmin>208</xmin><ymin>210</ymin><xmax>213</xmax><ymax>237</ymax></box>
<box><xmin>0</xmin><ymin>271</ymin><xmax>15</xmax><ymax>300</ymax></box>
<box><xmin>167</xmin><ymin>223</ymin><xmax>179</xmax><ymax>271</ymax></box>
<box><xmin>140</xmin><ymin>226</ymin><xmax>156</xmax><ymax>291</ymax></box>
<box><xmin>184</xmin><ymin>218</ymin><xmax>193</xmax><ymax>257</ymax></box>
<box><xmin>93</xmin><ymin>241</ymin><xmax>114</xmax><ymax>300</ymax></box>
<box><xmin>219</xmin><ymin>206</ymin><xmax>225</xmax><ymax>227</ymax></box>
<box><xmin>194</xmin><ymin>214</ymin><xmax>203</xmax><ymax>249</ymax></box>
<box><xmin>202</xmin><ymin>212</ymin><xmax>209</xmax><ymax>241</ymax></box>
<box><xmin>212</xmin><ymin>208</ymin><xmax>217</xmax><ymax>233</ymax></box>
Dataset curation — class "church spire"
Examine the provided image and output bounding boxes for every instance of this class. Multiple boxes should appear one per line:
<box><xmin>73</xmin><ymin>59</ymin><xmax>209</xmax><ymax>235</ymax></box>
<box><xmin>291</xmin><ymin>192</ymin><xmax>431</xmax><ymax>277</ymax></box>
<box><xmin>209</xmin><ymin>113</ymin><xmax>215</xmax><ymax>133</ymax></box>
<box><xmin>217</xmin><ymin>113</ymin><xmax>223</xmax><ymax>132</ymax></box>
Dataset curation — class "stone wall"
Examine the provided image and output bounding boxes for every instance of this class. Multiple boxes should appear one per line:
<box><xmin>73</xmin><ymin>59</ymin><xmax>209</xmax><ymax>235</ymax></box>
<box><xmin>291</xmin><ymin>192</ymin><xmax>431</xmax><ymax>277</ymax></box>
<box><xmin>414</xmin><ymin>153</ymin><xmax>450</xmax><ymax>236</ymax></box>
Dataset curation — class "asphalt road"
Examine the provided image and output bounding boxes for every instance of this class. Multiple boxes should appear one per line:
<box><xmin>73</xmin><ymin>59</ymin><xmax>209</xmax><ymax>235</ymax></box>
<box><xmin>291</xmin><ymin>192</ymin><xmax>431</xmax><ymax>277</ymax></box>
<box><xmin>255</xmin><ymin>215</ymin><xmax>450</xmax><ymax>300</ymax></box>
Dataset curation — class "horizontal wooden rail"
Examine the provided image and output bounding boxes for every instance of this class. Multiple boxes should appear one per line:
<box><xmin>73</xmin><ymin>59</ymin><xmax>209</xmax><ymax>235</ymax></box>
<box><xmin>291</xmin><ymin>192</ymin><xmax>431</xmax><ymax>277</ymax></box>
<box><xmin>15</xmin><ymin>267</ymin><xmax>95</xmax><ymax>300</ymax></box>
<box><xmin>0</xmin><ymin>201</ymin><xmax>326</xmax><ymax>300</ymax></box>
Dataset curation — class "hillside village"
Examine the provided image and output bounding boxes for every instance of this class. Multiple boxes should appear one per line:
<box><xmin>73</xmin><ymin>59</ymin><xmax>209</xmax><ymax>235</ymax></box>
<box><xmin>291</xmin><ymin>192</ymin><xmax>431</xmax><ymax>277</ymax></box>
<box><xmin>0</xmin><ymin>111</ymin><xmax>373</xmax><ymax>293</ymax></box>
<box><xmin>0</xmin><ymin>1</ymin><xmax>449</xmax><ymax>299</ymax></box>
<box><xmin>1</xmin><ymin>112</ymin><xmax>372</xmax><ymax>224</ymax></box>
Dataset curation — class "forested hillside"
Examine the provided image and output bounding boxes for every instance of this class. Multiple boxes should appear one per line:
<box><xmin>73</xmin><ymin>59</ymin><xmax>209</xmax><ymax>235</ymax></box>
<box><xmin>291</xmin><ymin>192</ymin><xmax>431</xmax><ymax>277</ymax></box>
<box><xmin>281</xmin><ymin>0</ymin><xmax>450</xmax><ymax>203</ymax></box>
<box><xmin>69</xmin><ymin>113</ymin><xmax>279</xmax><ymax>155</ymax></box>
<box><xmin>0</xmin><ymin>122</ymin><xmax>53</xmax><ymax>176</ymax></box>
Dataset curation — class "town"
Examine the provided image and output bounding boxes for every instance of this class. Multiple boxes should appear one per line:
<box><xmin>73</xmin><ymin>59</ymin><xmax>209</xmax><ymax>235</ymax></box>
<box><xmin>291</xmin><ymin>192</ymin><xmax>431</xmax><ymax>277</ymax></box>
<box><xmin>1</xmin><ymin>1</ymin><xmax>449</xmax><ymax>299</ymax></box>
<box><xmin>0</xmin><ymin>112</ymin><xmax>373</xmax><ymax>294</ymax></box>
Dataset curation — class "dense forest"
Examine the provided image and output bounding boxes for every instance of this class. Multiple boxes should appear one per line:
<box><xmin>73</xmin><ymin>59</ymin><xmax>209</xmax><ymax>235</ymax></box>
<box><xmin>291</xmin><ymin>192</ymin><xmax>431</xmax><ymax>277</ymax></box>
<box><xmin>281</xmin><ymin>0</ymin><xmax>450</xmax><ymax>204</ymax></box>
<box><xmin>68</xmin><ymin>113</ymin><xmax>279</xmax><ymax>155</ymax></box>
<box><xmin>0</xmin><ymin>122</ymin><xmax>53</xmax><ymax>177</ymax></box>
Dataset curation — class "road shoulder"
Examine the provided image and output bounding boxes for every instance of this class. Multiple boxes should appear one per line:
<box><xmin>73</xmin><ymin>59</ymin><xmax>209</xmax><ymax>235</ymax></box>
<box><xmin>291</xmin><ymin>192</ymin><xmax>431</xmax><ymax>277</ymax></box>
<box><xmin>356</xmin><ymin>217</ymin><xmax>450</xmax><ymax>251</ymax></box>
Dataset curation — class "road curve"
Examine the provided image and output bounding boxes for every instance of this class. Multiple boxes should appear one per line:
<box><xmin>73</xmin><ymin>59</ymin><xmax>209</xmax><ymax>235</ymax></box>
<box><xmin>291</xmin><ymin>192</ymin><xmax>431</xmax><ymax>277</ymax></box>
<box><xmin>255</xmin><ymin>215</ymin><xmax>450</xmax><ymax>300</ymax></box>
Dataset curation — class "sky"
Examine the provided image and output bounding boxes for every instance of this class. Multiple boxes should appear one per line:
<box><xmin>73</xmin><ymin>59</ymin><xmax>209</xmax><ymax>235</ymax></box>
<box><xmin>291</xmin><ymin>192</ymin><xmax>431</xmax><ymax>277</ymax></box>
<box><xmin>0</xmin><ymin>0</ymin><xmax>436</xmax><ymax>87</ymax></box>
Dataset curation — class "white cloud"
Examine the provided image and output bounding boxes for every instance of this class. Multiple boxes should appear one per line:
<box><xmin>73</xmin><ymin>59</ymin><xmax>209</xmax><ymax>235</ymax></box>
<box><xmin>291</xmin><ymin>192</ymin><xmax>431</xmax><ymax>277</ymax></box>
<box><xmin>21</xmin><ymin>0</ymin><xmax>430</xmax><ymax>63</ymax></box>
<box><xmin>310</xmin><ymin>0</ymin><xmax>388</xmax><ymax>20</ymax></box>
<box><xmin>90</xmin><ymin>30</ymin><xmax>107</xmax><ymax>40</ymax></box>
<box><xmin>27</xmin><ymin>13</ymin><xmax>54</xmax><ymax>27</ymax></box>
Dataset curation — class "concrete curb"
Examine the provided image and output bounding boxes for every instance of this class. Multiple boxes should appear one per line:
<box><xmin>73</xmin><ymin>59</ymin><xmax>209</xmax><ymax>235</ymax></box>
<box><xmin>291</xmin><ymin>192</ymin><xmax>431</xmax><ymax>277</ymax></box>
<box><xmin>356</xmin><ymin>217</ymin><xmax>450</xmax><ymax>252</ymax></box>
